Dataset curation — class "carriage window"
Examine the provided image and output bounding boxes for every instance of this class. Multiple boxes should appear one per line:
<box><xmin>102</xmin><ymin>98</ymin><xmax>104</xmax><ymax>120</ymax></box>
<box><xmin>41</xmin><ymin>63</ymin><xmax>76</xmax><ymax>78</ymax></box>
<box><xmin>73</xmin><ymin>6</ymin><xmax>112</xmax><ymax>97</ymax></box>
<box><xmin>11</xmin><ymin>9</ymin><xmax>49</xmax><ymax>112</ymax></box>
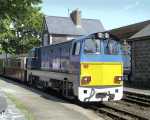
<box><xmin>72</xmin><ymin>42</ymin><xmax>80</xmax><ymax>55</ymax></box>
<box><xmin>84</xmin><ymin>38</ymin><xmax>100</xmax><ymax>54</ymax></box>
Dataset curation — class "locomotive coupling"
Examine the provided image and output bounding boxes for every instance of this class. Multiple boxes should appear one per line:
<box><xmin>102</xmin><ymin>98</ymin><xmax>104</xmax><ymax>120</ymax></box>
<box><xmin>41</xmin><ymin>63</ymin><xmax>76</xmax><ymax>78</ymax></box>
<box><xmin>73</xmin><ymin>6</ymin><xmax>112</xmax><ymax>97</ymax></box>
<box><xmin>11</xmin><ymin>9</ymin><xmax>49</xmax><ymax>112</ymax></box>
<box><xmin>95</xmin><ymin>92</ymin><xmax>115</xmax><ymax>101</ymax></box>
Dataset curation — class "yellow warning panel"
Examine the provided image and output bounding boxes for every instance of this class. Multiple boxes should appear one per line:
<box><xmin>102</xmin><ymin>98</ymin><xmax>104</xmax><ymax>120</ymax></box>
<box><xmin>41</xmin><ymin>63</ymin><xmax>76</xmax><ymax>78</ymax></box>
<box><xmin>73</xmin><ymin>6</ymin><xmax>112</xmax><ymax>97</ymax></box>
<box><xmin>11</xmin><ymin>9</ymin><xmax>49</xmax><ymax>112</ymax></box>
<box><xmin>80</xmin><ymin>62</ymin><xmax>123</xmax><ymax>86</ymax></box>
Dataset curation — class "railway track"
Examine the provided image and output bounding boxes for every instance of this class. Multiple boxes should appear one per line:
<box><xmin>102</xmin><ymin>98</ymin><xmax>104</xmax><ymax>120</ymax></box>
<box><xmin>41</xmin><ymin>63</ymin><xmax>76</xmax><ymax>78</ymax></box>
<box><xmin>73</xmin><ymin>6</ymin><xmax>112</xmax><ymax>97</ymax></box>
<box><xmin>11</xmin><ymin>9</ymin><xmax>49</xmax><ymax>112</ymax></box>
<box><xmin>90</xmin><ymin>101</ymin><xmax>150</xmax><ymax>120</ymax></box>
<box><xmin>90</xmin><ymin>104</ymin><xmax>148</xmax><ymax>120</ymax></box>
<box><xmin>87</xmin><ymin>91</ymin><xmax>150</xmax><ymax>120</ymax></box>
<box><xmin>123</xmin><ymin>91</ymin><xmax>150</xmax><ymax>107</ymax></box>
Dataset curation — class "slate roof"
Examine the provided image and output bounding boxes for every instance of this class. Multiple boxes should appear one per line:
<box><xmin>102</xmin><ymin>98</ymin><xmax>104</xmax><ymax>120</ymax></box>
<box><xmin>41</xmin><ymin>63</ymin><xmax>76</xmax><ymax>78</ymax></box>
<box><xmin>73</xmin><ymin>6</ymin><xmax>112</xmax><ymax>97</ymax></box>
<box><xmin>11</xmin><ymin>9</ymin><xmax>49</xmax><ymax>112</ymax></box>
<box><xmin>130</xmin><ymin>24</ymin><xmax>150</xmax><ymax>39</ymax></box>
<box><xmin>109</xmin><ymin>20</ymin><xmax>150</xmax><ymax>40</ymax></box>
<box><xmin>45</xmin><ymin>16</ymin><xmax>105</xmax><ymax>35</ymax></box>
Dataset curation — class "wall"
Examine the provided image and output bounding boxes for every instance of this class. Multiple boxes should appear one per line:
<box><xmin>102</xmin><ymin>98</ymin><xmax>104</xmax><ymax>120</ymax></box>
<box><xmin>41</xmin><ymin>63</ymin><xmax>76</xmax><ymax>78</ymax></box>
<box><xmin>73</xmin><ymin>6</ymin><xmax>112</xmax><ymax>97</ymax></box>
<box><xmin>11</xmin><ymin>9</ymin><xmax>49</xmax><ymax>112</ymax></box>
<box><xmin>43</xmin><ymin>33</ymin><xmax>49</xmax><ymax>46</ymax></box>
<box><xmin>51</xmin><ymin>34</ymin><xmax>71</xmax><ymax>44</ymax></box>
<box><xmin>49</xmin><ymin>34</ymin><xmax>78</xmax><ymax>45</ymax></box>
<box><xmin>131</xmin><ymin>38</ymin><xmax>150</xmax><ymax>88</ymax></box>
<box><xmin>42</xmin><ymin>34</ymin><xmax>68</xmax><ymax>46</ymax></box>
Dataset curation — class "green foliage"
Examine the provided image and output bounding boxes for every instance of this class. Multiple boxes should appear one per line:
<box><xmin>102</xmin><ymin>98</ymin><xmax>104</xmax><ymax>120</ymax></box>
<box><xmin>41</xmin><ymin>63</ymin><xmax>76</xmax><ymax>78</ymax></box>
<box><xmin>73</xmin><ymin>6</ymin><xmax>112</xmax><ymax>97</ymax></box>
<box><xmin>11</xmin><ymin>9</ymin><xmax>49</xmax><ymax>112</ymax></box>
<box><xmin>0</xmin><ymin>0</ymin><xmax>42</xmax><ymax>19</ymax></box>
<box><xmin>0</xmin><ymin>0</ymin><xmax>43</xmax><ymax>54</ymax></box>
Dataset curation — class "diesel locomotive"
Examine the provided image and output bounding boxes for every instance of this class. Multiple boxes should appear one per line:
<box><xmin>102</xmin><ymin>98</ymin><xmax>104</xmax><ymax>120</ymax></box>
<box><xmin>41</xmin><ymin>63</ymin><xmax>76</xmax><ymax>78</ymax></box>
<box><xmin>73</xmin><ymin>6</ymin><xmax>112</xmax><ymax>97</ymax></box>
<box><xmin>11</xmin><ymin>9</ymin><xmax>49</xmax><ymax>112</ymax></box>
<box><xmin>0</xmin><ymin>32</ymin><xmax>123</xmax><ymax>102</ymax></box>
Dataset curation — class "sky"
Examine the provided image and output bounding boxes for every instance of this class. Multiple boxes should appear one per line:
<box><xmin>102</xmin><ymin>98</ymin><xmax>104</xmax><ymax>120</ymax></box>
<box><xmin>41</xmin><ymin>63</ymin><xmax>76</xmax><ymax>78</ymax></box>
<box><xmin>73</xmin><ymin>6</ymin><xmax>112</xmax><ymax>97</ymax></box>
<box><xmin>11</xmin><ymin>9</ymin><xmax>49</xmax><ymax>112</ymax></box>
<box><xmin>41</xmin><ymin>0</ymin><xmax>150</xmax><ymax>30</ymax></box>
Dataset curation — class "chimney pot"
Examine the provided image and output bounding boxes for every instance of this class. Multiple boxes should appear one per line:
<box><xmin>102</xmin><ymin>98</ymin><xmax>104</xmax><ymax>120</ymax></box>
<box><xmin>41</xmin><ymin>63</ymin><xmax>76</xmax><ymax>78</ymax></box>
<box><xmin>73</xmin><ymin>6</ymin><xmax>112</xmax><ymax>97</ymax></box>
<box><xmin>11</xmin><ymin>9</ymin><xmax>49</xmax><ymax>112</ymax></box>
<box><xmin>70</xmin><ymin>9</ymin><xmax>81</xmax><ymax>27</ymax></box>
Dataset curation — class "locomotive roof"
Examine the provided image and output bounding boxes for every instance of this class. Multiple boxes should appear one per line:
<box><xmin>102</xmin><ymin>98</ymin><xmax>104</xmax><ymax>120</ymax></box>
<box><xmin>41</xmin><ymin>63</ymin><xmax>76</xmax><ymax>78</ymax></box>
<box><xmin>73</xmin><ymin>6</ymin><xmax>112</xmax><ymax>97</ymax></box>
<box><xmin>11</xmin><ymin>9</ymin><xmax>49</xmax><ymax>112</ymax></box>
<box><xmin>37</xmin><ymin>32</ymin><xmax>120</xmax><ymax>49</ymax></box>
<box><xmin>44</xmin><ymin>16</ymin><xmax>105</xmax><ymax>35</ymax></box>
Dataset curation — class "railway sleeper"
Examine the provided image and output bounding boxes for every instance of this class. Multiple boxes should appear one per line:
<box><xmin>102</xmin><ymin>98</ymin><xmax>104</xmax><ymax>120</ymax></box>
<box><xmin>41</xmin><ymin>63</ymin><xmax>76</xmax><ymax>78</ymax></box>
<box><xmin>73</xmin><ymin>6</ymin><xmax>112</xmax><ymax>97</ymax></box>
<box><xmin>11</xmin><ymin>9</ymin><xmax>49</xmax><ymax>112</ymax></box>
<box><xmin>124</xmin><ymin>91</ymin><xmax>150</xmax><ymax>99</ymax></box>
<box><xmin>125</xmin><ymin>95</ymin><xmax>150</xmax><ymax>103</ymax></box>
<box><xmin>102</xmin><ymin>103</ymin><xmax>149</xmax><ymax>120</ymax></box>
<box><xmin>123</xmin><ymin>97</ymin><xmax>150</xmax><ymax>107</ymax></box>
<box><xmin>97</xmin><ymin>107</ymin><xmax>134</xmax><ymax>120</ymax></box>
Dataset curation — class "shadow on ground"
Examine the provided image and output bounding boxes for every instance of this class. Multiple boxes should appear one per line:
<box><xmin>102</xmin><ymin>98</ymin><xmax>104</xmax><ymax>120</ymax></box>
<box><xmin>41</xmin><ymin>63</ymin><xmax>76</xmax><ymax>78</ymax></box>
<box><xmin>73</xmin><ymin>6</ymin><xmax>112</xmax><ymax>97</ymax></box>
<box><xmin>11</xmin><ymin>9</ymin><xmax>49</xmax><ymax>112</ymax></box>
<box><xmin>0</xmin><ymin>76</ymin><xmax>72</xmax><ymax>104</ymax></box>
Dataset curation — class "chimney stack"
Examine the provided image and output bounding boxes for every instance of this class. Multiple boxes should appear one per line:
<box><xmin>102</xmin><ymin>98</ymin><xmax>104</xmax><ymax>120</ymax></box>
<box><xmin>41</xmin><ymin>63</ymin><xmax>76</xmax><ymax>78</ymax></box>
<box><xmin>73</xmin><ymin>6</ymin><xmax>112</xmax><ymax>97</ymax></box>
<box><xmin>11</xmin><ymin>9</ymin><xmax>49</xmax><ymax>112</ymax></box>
<box><xmin>70</xmin><ymin>9</ymin><xmax>81</xmax><ymax>27</ymax></box>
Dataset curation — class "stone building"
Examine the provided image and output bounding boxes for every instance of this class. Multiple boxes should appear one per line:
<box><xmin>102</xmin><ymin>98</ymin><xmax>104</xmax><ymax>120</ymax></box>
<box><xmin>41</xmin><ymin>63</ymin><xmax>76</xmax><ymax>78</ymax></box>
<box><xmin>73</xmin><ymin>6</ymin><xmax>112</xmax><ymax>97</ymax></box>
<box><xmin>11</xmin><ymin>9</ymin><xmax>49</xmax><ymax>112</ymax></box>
<box><xmin>109</xmin><ymin>20</ymin><xmax>150</xmax><ymax>88</ymax></box>
<box><xmin>129</xmin><ymin>24</ymin><xmax>150</xmax><ymax>88</ymax></box>
<box><xmin>42</xmin><ymin>9</ymin><xmax>104</xmax><ymax>46</ymax></box>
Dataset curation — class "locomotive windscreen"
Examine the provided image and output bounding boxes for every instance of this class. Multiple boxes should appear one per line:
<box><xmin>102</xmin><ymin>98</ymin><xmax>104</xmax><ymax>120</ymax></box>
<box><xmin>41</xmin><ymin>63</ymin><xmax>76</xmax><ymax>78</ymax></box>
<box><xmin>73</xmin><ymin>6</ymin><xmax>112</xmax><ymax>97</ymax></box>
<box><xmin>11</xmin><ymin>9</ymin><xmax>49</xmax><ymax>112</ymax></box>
<box><xmin>83</xmin><ymin>35</ymin><xmax>121</xmax><ymax>55</ymax></box>
<box><xmin>84</xmin><ymin>38</ymin><xmax>101</xmax><ymax>54</ymax></box>
<box><xmin>103</xmin><ymin>38</ymin><xmax>120</xmax><ymax>55</ymax></box>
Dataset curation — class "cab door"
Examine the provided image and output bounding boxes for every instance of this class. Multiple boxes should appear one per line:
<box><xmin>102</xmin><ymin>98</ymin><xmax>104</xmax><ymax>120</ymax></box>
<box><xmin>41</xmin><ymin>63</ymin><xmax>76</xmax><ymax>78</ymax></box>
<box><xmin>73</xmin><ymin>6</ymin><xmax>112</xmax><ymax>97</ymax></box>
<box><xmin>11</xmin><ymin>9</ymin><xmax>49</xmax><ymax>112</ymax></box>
<box><xmin>70</xmin><ymin>41</ymin><xmax>82</xmax><ymax>96</ymax></box>
<box><xmin>70</xmin><ymin>41</ymin><xmax>81</xmax><ymax>74</ymax></box>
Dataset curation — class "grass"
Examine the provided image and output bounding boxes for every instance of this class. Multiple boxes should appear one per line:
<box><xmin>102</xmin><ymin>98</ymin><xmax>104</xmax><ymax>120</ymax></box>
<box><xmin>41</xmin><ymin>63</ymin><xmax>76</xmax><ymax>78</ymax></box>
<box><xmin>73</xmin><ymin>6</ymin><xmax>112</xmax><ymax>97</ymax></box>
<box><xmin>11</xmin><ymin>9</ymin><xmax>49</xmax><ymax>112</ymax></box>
<box><xmin>6</xmin><ymin>93</ymin><xmax>35</xmax><ymax>120</ymax></box>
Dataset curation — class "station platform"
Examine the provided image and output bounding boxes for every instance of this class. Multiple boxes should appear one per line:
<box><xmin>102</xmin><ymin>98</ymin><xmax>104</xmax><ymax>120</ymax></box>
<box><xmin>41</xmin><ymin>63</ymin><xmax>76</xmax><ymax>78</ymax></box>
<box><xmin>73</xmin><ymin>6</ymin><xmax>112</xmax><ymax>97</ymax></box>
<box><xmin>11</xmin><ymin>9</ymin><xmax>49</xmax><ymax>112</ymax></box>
<box><xmin>124</xmin><ymin>87</ymin><xmax>150</xmax><ymax>96</ymax></box>
<box><xmin>0</xmin><ymin>77</ymin><xmax>104</xmax><ymax>120</ymax></box>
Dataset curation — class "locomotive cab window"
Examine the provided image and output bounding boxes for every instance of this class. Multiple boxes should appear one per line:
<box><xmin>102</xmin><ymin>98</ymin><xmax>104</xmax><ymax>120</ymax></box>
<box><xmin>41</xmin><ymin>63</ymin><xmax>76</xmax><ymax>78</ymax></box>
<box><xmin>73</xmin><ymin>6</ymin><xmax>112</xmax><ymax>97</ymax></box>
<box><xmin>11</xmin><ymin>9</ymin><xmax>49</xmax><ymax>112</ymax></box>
<box><xmin>103</xmin><ymin>39</ymin><xmax>120</xmax><ymax>55</ymax></box>
<box><xmin>72</xmin><ymin>42</ymin><xmax>81</xmax><ymax>55</ymax></box>
<box><xmin>84</xmin><ymin>38</ymin><xmax>101</xmax><ymax>54</ymax></box>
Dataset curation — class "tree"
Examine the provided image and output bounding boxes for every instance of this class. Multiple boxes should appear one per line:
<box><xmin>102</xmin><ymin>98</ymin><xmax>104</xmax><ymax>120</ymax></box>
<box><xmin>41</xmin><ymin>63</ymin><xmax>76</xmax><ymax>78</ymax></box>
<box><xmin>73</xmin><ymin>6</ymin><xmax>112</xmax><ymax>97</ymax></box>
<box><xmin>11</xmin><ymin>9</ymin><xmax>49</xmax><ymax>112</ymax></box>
<box><xmin>0</xmin><ymin>0</ymin><xmax>43</xmax><ymax>54</ymax></box>
<box><xmin>11</xmin><ymin>7</ymin><xmax>43</xmax><ymax>54</ymax></box>
<box><xmin>0</xmin><ymin>0</ymin><xmax>42</xmax><ymax>19</ymax></box>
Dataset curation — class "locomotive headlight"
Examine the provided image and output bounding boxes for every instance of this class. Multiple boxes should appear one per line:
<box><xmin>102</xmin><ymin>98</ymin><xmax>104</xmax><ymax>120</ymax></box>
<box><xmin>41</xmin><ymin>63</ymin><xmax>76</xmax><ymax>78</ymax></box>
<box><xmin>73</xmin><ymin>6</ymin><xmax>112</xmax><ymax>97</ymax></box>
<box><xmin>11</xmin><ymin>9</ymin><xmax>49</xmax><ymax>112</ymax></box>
<box><xmin>83</xmin><ymin>64</ymin><xmax>89</xmax><ymax>69</ymax></box>
<box><xmin>114</xmin><ymin>76</ymin><xmax>123</xmax><ymax>84</ymax></box>
<box><xmin>97</xmin><ymin>32</ymin><xmax>104</xmax><ymax>38</ymax></box>
<box><xmin>81</xmin><ymin>76</ymin><xmax>91</xmax><ymax>85</ymax></box>
<box><xmin>105</xmin><ymin>33</ymin><xmax>110</xmax><ymax>38</ymax></box>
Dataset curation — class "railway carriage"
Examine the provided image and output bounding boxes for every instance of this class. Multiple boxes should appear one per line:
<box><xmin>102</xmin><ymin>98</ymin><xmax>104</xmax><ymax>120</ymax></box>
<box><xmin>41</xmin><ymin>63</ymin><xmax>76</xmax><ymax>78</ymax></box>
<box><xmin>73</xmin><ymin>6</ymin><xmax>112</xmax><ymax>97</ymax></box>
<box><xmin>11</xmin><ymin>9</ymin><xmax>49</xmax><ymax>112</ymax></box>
<box><xmin>0</xmin><ymin>56</ymin><xmax>27</xmax><ymax>81</ymax></box>
<box><xmin>26</xmin><ymin>32</ymin><xmax>123</xmax><ymax>102</ymax></box>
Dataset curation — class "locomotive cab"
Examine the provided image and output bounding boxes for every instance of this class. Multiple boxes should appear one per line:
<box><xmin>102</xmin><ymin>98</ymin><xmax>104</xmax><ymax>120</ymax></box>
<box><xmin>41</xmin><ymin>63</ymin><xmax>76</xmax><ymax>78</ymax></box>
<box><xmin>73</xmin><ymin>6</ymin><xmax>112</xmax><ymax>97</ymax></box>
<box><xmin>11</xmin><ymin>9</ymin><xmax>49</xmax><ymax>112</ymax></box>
<box><xmin>78</xmin><ymin>32</ymin><xmax>123</xmax><ymax>102</ymax></box>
